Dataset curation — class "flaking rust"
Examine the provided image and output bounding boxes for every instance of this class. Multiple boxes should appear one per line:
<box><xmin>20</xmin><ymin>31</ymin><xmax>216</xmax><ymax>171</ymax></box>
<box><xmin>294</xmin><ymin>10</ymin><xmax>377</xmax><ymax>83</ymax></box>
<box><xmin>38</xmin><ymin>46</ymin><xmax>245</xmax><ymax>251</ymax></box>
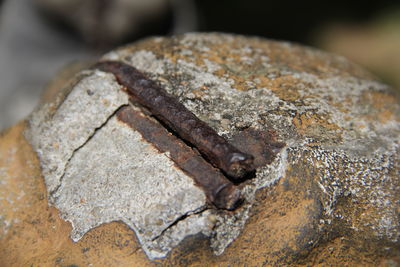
<box><xmin>117</xmin><ymin>106</ymin><xmax>241</xmax><ymax>210</ymax></box>
<box><xmin>231</xmin><ymin>128</ymin><xmax>286</xmax><ymax>168</ymax></box>
<box><xmin>94</xmin><ymin>61</ymin><xmax>255</xmax><ymax>180</ymax></box>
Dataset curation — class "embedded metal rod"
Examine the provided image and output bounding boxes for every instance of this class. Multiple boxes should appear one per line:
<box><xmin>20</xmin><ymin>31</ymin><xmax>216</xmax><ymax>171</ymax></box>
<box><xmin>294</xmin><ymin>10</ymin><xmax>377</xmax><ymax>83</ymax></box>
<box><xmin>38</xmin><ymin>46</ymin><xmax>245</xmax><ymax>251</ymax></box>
<box><xmin>94</xmin><ymin>60</ymin><xmax>254</xmax><ymax>179</ymax></box>
<box><xmin>117</xmin><ymin>106</ymin><xmax>241</xmax><ymax>210</ymax></box>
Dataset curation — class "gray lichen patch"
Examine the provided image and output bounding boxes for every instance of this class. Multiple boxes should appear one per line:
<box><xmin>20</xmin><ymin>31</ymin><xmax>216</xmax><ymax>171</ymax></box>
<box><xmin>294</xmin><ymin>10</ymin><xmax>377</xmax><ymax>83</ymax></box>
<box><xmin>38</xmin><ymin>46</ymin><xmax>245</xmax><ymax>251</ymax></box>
<box><xmin>292</xmin><ymin>74</ymin><xmax>398</xmax><ymax>157</ymax></box>
<box><xmin>286</xmin><ymin>145</ymin><xmax>400</xmax><ymax>244</ymax></box>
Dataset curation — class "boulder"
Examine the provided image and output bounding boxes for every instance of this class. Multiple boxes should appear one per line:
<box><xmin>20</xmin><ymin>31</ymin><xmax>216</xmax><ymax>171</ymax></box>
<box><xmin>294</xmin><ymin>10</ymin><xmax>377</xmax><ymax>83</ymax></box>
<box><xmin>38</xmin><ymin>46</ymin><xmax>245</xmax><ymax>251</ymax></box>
<box><xmin>0</xmin><ymin>33</ymin><xmax>399</xmax><ymax>266</ymax></box>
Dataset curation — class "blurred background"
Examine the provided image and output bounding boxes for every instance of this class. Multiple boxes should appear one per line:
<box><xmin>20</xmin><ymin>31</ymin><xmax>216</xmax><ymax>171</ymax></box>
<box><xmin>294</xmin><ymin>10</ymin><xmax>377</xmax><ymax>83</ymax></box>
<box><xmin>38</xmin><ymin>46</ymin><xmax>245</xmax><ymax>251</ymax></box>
<box><xmin>0</xmin><ymin>0</ymin><xmax>399</xmax><ymax>131</ymax></box>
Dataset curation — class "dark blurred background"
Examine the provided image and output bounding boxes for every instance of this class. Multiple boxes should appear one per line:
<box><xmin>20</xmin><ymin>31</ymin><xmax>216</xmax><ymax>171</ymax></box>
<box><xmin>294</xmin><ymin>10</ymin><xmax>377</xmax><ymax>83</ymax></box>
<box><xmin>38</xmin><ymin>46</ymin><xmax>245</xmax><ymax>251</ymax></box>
<box><xmin>0</xmin><ymin>0</ymin><xmax>399</xmax><ymax>131</ymax></box>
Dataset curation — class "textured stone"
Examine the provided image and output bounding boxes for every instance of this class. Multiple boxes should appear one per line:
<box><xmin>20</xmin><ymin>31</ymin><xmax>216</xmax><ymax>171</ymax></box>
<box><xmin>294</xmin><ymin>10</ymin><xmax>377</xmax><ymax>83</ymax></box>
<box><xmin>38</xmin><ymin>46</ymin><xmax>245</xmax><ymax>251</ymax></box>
<box><xmin>26</xmin><ymin>70</ymin><xmax>129</xmax><ymax>193</ymax></box>
<box><xmin>1</xmin><ymin>33</ymin><xmax>399</xmax><ymax>266</ymax></box>
<box><xmin>53</xmin><ymin>115</ymin><xmax>208</xmax><ymax>259</ymax></box>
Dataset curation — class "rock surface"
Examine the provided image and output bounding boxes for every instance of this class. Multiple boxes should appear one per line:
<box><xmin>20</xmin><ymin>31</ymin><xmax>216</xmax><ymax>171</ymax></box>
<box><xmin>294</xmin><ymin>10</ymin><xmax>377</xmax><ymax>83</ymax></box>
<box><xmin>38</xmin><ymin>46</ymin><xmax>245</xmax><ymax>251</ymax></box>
<box><xmin>1</xmin><ymin>33</ymin><xmax>399</xmax><ymax>266</ymax></box>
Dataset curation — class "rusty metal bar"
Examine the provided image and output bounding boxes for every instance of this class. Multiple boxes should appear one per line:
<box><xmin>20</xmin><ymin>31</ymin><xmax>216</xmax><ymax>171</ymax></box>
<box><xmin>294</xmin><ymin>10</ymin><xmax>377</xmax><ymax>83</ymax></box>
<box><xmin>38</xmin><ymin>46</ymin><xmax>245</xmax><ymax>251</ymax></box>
<box><xmin>117</xmin><ymin>106</ymin><xmax>242</xmax><ymax>210</ymax></box>
<box><xmin>94</xmin><ymin>61</ymin><xmax>254</xmax><ymax>180</ymax></box>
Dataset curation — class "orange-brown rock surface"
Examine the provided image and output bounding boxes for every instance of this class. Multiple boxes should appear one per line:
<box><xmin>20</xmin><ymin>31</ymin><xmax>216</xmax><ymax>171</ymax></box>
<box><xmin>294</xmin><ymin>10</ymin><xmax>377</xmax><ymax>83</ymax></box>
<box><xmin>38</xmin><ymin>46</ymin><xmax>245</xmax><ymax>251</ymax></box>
<box><xmin>1</xmin><ymin>33</ymin><xmax>399</xmax><ymax>266</ymax></box>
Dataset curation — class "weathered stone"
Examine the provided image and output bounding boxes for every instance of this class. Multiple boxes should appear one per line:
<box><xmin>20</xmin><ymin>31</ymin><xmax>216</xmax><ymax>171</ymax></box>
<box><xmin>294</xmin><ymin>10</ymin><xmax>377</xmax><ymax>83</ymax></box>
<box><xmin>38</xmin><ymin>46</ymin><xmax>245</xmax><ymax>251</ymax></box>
<box><xmin>0</xmin><ymin>33</ymin><xmax>399</xmax><ymax>266</ymax></box>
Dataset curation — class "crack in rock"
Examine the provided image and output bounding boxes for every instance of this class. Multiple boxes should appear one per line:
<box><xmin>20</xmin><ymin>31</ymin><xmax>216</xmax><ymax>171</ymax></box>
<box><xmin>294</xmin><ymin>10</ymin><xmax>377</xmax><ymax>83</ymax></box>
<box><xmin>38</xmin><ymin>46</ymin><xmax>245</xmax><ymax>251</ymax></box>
<box><xmin>49</xmin><ymin>104</ymin><xmax>129</xmax><ymax>200</ymax></box>
<box><xmin>151</xmin><ymin>206</ymin><xmax>208</xmax><ymax>242</ymax></box>
<box><xmin>49</xmin><ymin>114</ymin><xmax>208</xmax><ymax>259</ymax></box>
<box><xmin>26</xmin><ymin>70</ymin><xmax>129</xmax><ymax>194</ymax></box>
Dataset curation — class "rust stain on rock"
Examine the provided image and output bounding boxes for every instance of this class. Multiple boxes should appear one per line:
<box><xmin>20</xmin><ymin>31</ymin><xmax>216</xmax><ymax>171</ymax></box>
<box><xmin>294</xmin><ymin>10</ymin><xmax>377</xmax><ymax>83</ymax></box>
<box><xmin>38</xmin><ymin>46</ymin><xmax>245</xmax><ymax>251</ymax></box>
<box><xmin>230</xmin><ymin>128</ymin><xmax>286</xmax><ymax>169</ymax></box>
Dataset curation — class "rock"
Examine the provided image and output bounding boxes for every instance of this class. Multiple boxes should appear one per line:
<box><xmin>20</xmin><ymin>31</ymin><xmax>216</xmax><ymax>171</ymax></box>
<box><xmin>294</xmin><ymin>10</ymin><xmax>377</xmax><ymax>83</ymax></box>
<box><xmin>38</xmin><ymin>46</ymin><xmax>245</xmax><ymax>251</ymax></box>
<box><xmin>0</xmin><ymin>33</ymin><xmax>399</xmax><ymax>266</ymax></box>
